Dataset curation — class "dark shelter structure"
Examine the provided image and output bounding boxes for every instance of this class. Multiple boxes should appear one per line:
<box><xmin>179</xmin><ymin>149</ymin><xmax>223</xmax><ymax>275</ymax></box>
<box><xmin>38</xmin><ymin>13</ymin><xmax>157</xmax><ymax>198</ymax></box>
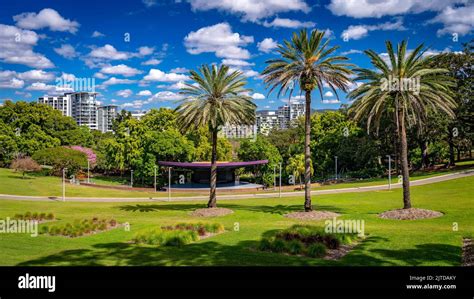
<box><xmin>158</xmin><ymin>160</ymin><xmax>268</xmax><ymax>184</ymax></box>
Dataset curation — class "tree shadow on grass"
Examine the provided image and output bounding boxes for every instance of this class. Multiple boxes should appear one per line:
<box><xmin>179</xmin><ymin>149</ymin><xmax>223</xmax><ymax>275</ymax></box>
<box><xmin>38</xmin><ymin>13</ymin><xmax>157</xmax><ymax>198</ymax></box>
<box><xmin>116</xmin><ymin>203</ymin><xmax>345</xmax><ymax>216</ymax></box>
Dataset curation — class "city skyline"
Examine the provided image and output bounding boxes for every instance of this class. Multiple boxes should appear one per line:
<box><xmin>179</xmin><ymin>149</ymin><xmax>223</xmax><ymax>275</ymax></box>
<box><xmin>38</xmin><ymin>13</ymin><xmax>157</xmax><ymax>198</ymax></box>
<box><xmin>1</xmin><ymin>0</ymin><xmax>472</xmax><ymax>111</ymax></box>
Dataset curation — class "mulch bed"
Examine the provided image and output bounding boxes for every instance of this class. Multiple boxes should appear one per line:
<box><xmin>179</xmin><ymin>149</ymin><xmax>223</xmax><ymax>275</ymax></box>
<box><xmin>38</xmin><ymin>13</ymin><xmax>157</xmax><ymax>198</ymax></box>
<box><xmin>190</xmin><ymin>208</ymin><xmax>234</xmax><ymax>217</ymax></box>
<box><xmin>378</xmin><ymin>208</ymin><xmax>443</xmax><ymax>220</ymax></box>
<box><xmin>284</xmin><ymin>211</ymin><xmax>340</xmax><ymax>221</ymax></box>
<box><xmin>324</xmin><ymin>240</ymin><xmax>361</xmax><ymax>260</ymax></box>
<box><xmin>462</xmin><ymin>238</ymin><xmax>473</xmax><ymax>266</ymax></box>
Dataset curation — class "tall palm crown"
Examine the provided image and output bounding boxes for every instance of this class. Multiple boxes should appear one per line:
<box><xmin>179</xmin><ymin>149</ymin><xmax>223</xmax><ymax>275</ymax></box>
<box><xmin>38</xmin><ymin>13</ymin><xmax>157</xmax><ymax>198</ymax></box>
<box><xmin>175</xmin><ymin>64</ymin><xmax>256</xmax><ymax>208</ymax></box>
<box><xmin>349</xmin><ymin>40</ymin><xmax>456</xmax><ymax>209</ymax></box>
<box><xmin>261</xmin><ymin>29</ymin><xmax>352</xmax><ymax>211</ymax></box>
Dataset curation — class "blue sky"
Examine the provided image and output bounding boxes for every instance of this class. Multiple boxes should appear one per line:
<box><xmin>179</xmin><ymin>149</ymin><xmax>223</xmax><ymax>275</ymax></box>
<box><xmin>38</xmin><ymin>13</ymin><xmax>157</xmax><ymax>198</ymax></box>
<box><xmin>0</xmin><ymin>0</ymin><xmax>472</xmax><ymax>111</ymax></box>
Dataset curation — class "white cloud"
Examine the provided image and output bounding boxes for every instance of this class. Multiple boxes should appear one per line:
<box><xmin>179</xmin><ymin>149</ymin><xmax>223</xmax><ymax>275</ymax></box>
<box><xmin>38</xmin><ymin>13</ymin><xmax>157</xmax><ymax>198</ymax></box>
<box><xmin>257</xmin><ymin>38</ymin><xmax>278</xmax><ymax>53</ymax></box>
<box><xmin>89</xmin><ymin>44</ymin><xmax>130</xmax><ymax>60</ymax></box>
<box><xmin>18</xmin><ymin>70</ymin><xmax>55</xmax><ymax>81</ymax></box>
<box><xmin>54</xmin><ymin>44</ymin><xmax>77</xmax><ymax>59</ymax></box>
<box><xmin>322</xmin><ymin>99</ymin><xmax>341</xmax><ymax>104</ymax></box>
<box><xmin>116</xmin><ymin>89</ymin><xmax>133</xmax><ymax>98</ymax></box>
<box><xmin>100</xmin><ymin>64</ymin><xmax>143</xmax><ymax>77</ymax></box>
<box><xmin>26</xmin><ymin>82</ymin><xmax>56</xmax><ymax>91</ymax></box>
<box><xmin>137</xmin><ymin>90</ymin><xmax>152</xmax><ymax>96</ymax></box>
<box><xmin>170</xmin><ymin>67</ymin><xmax>188</xmax><ymax>73</ymax></box>
<box><xmin>251</xmin><ymin>93</ymin><xmax>265</xmax><ymax>100</ymax></box>
<box><xmin>0</xmin><ymin>75</ymin><xmax>24</xmax><ymax>89</ymax></box>
<box><xmin>100</xmin><ymin>77</ymin><xmax>136</xmax><ymax>86</ymax></box>
<box><xmin>143</xmin><ymin>69</ymin><xmax>189</xmax><ymax>82</ymax></box>
<box><xmin>0</xmin><ymin>24</ymin><xmax>54</xmax><ymax>69</ymax></box>
<box><xmin>327</xmin><ymin>0</ymin><xmax>464</xmax><ymax>18</ymax></box>
<box><xmin>138</xmin><ymin>46</ymin><xmax>155</xmax><ymax>56</ymax></box>
<box><xmin>92</xmin><ymin>30</ymin><xmax>105</xmax><ymax>38</ymax></box>
<box><xmin>94</xmin><ymin>72</ymin><xmax>107</xmax><ymax>79</ymax></box>
<box><xmin>430</xmin><ymin>5</ymin><xmax>474</xmax><ymax>36</ymax></box>
<box><xmin>324</xmin><ymin>91</ymin><xmax>334</xmax><ymax>97</ymax></box>
<box><xmin>184</xmin><ymin>23</ymin><xmax>253</xmax><ymax>59</ymax></box>
<box><xmin>341</xmin><ymin>18</ymin><xmax>406</xmax><ymax>40</ymax></box>
<box><xmin>142</xmin><ymin>0</ymin><xmax>157</xmax><ymax>8</ymax></box>
<box><xmin>141</xmin><ymin>58</ymin><xmax>162</xmax><ymax>65</ymax></box>
<box><xmin>13</xmin><ymin>8</ymin><xmax>79</xmax><ymax>33</ymax></box>
<box><xmin>263</xmin><ymin>18</ymin><xmax>315</xmax><ymax>28</ymax></box>
<box><xmin>222</xmin><ymin>59</ymin><xmax>255</xmax><ymax>66</ymax></box>
<box><xmin>167</xmin><ymin>81</ymin><xmax>187</xmax><ymax>90</ymax></box>
<box><xmin>188</xmin><ymin>0</ymin><xmax>310</xmax><ymax>22</ymax></box>
<box><xmin>340</xmin><ymin>49</ymin><xmax>363</xmax><ymax>55</ymax></box>
<box><xmin>148</xmin><ymin>91</ymin><xmax>185</xmax><ymax>102</ymax></box>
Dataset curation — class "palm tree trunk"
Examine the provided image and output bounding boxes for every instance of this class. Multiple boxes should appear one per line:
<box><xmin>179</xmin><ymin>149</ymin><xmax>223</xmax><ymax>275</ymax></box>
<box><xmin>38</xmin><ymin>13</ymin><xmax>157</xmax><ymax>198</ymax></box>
<box><xmin>304</xmin><ymin>90</ymin><xmax>312</xmax><ymax>212</ymax></box>
<box><xmin>399</xmin><ymin>112</ymin><xmax>411</xmax><ymax>209</ymax></box>
<box><xmin>208</xmin><ymin>129</ymin><xmax>218</xmax><ymax>208</ymax></box>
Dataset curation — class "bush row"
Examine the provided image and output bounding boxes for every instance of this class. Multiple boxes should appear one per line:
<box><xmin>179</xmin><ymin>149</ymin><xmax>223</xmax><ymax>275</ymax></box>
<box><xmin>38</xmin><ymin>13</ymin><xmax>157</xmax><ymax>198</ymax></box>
<box><xmin>41</xmin><ymin>217</ymin><xmax>118</xmax><ymax>237</ymax></box>
<box><xmin>14</xmin><ymin>212</ymin><xmax>55</xmax><ymax>221</ymax></box>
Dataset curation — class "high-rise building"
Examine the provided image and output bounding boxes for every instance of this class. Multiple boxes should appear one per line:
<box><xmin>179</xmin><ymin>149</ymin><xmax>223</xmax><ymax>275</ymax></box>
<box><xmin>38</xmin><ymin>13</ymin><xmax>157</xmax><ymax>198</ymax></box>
<box><xmin>38</xmin><ymin>95</ymin><xmax>72</xmax><ymax>117</ymax></box>
<box><xmin>256</xmin><ymin>100</ymin><xmax>306</xmax><ymax>135</ymax></box>
<box><xmin>67</xmin><ymin>92</ymin><xmax>99</xmax><ymax>130</ymax></box>
<box><xmin>256</xmin><ymin>110</ymin><xmax>280</xmax><ymax>135</ymax></box>
<box><xmin>221</xmin><ymin>124</ymin><xmax>257</xmax><ymax>139</ymax></box>
<box><xmin>38</xmin><ymin>92</ymin><xmax>117</xmax><ymax>133</ymax></box>
<box><xmin>98</xmin><ymin>105</ymin><xmax>118</xmax><ymax>133</ymax></box>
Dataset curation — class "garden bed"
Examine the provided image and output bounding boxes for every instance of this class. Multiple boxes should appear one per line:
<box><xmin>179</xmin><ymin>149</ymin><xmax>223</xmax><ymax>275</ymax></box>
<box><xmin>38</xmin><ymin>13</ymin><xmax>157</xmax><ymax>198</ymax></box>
<box><xmin>132</xmin><ymin>222</ymin><xmax>225</xmax><ymax>246</ymax></box>
<box><xmin>284</xmin><ymin>211</ymin><xmax>340</xmax><ymax>221</ymax></box>
<box><xmin>40</xmin><ymin>217</ymin><xmax>120</xmax><ymax>237</ymax></box>
<box><xmin>13</xmin><ymin>212</ymin><xmax>55</xmax><ymax>223</ymax></box>
<box><xmin>190</xmin><ymin>208</ymin><xmax>234</xmax><ymax>217</ymax></box>
<box><xmin>462</xmin><ymin>238</ymin><xmax>473</xmax><ymax>266</ymax></box>
<box><xmin>378</xmin><ymin>208</ymin><xmax>443</xmax><ymax>220</ymax></box>
<box><xmin>258</xmin><ymin>224</ymin><xmax>361</xmax><ymax>260</ymax></box>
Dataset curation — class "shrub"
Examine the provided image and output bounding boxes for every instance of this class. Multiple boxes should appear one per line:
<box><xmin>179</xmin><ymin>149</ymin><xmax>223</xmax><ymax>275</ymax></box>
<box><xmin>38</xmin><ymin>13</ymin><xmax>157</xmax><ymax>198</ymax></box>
<box><xmin>132</xmin><ymin>229</ymin><xmax>199</xmax><ymax>247</ymax></box>
<box><xmin>259</xmin><ymin>238</ymin><xmax>273</xmax><ymax>251</ymax></box>
<box><xmin>287</xmin><ymin>240</ymin><xmax>304</xmax><ymax>255</ymax></box>
<box><xmin>10</xmin><ymin>156</ymin><xmax>41</xmax><ymax>178</ymax></box>
<box><xmin>13</xmin><ymin>211</ymin><xmax>54</xmax><ymax>221</ymax></box>
<box><xmin>32</xmin><ymin>147</ymin><xmax>87</xmax><ymax>176</ymax></box>
<box><xmin>271</xmin><ymin>239</ymin><xmax>287</xmax><ymax>253</ymax></box>
<box><xmin>42</xmin><ymin>217</ymin><xmax>117</xmax><ymax>237</ymax></box>
<box><xmin>307</xmin><ymin>243</ymin><xmax>327</xmax><ymax>258</ymax></box>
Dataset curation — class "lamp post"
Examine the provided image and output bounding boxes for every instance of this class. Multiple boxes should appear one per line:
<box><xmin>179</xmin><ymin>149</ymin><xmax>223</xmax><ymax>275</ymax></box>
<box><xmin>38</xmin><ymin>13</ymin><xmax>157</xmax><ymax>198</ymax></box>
<box><xmin>387</xmin><ymin>155</ymin><xmax>392</xmax><ymax>190</ymax></box>
<box><xmin>130</xmin><ymin>170</ymin><xmax>134</xmax><ymax>188</ymax></box>
<box><xmin>168</xmin><ymin>167</ymin><xmax>172</xmax><ymax>201</ymax></box>
<box><xmin>334</xmin><ymin>156</ymin><xmax>338</xmax><ymax>180</ymax></box>
<box><xmin>154</xmin><ymin>165</ymin><xmax>157</xmax><ymax>192</ymax></box>
<box><xmin>62</xmin><ymin>168</ymin><xmax>67</xmax><ymax>202</ymax></box>
<box><xmin>87</xmin><ymin>160</ymin><xmax>90</xmax><ymax>184</ymax></box>
<box><xmin>273</xmin><ymin>165</ymin><xmax>276</xmax><ymax>191</ymax></box>
<box><xmin>279</xmin><ymin>162</ymin><xmax>282</xmax><ymax>198</ymax></box>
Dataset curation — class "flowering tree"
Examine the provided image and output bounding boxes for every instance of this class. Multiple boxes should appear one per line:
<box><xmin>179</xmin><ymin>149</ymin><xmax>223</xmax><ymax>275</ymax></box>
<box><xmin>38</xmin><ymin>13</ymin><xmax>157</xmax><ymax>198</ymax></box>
<box><xmin>65</xmin><ymin>146</ymin><xmax>97</xmax><ymax>166</ymax></box>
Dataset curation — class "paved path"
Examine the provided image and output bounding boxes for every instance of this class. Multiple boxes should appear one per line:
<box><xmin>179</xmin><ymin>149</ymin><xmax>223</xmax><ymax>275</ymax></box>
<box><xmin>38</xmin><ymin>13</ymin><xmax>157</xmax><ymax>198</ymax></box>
<box><xmin>0</xmin><ymin>170</ymin><xmax>472</xmax><ymax>203</ymax></box>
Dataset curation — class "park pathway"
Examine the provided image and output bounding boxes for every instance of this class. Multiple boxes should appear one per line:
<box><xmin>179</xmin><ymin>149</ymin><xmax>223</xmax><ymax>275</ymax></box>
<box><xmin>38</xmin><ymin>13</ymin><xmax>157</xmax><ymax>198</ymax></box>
<box><xmin>0</xmin><ymin>170</ymin><xmax>473</xmax><ymax>203</ymax></box>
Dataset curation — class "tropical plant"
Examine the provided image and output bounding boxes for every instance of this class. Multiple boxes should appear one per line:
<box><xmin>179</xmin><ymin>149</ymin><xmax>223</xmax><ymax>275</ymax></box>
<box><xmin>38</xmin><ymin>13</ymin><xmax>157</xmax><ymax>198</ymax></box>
<box><xmin>262</xmin><ymin>29</ymin><xmax>353</xmax><ymax>211</ymax></box>
<box><xmin>175</xmin><ymin>64</ymin><xmax>256</xmax><ymax>208</ymax></box>
<box><xmin>349</xmin><ymin>40</ymin><xmax>457</xmax><ymax>209</ymax></box>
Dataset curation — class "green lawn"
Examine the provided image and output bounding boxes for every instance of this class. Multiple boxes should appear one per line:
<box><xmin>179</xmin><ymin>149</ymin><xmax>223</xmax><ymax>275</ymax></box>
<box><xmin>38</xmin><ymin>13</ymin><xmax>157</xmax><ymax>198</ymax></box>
<box><xmin>0</xmin><ymin>176</ymin><xmax>472</xmax><ymax>266</ymax></box>
<box><xmin>0</xmin><ymin>162</ymin><xmax>473</xmax><ymax>198</ymax></box>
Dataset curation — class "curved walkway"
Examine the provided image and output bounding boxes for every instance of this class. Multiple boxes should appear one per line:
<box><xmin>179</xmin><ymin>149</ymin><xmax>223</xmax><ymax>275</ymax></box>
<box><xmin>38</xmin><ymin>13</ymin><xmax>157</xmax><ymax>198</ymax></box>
<box><xmin>0</xmin><ymin>170</ymin><xmax>473</xmax><ymax>203</ymax></box>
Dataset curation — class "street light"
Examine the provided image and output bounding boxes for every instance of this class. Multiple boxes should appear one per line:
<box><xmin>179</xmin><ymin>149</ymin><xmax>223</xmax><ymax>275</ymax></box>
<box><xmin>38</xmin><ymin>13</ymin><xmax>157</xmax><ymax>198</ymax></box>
<box><xmin>130</xmin><ymin>170</ymin><xmax>134</xmax><ymax>188</ymax></box>
<box><xmin>154</xmin><ymin>165</ymin><xmax>157</xmax><ymax>192</ymax></box>
<box><xmin>273</xmin><ymin>165</ymin><xmax>276</xmax><ymax>191</ymax></box>
<box><xmin>168</xmin><ymin>167</ymin><xmax>172</xmax><ymax>201</ymax></box>
<box><xmin>334</xmin><ymin>156</ymin><xmax>338</xmax><ymax>180</ymax></box>
<box><xmin>387</xmin><ymin>155</ymin><xmax>392</xmax><ymax>190</ymax></box>
<box><xmin>62</xmin><ymin>168</ymin><xmax>67</xmax><ymax>202</ymax></box>
<box><xmin>87</xmin><ymin>160</ymin><xmax>90</xmax><ymax>184</ymax></box>
<box><xmin>279</xmin><ymin>162</ymin><xmax>282</xmax><ymax>198</ymax></box>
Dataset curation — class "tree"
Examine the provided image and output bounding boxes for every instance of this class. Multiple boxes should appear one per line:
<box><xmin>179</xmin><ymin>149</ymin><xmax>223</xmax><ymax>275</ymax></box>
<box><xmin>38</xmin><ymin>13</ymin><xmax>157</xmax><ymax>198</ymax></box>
<box><xmin>32</xmin><ymin>147</ymin><xmax>88</xmax><ymax>176</ymax></box>
<box><xmin>10</xmin><ymin>156</ymin><xmax>41</xmax><ymax>178</ymax></box>
<box><xmin>175</xmin><ymin>64</ymin><xmax>256</xmax><ymax>208</ymax></box>
<box><xmin>349</xmin><ymin>40</ymin><xmax>457</xmax><ymax>209</ymax></box>
<box><xmin>286</xmin><ymin>154</ymin><xmax>312</xmax><ymax>188</ymax></box>
<box><xmin>238</xmin><ymin>136</ymin><xmax>282</xmax><ymax>186</ymax></box>
<box><xmin>261</xmin><ymin>29</ymin><xmax>353</xmax><ymax>211</ymax></box>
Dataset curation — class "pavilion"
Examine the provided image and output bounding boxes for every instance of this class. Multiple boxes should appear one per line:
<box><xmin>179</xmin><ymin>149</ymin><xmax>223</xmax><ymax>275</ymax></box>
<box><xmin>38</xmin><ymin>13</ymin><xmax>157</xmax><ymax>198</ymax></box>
<box><xmin>158</xmin><ymin>160</ymin><xmax>268</xmax><ymax>190</ymax></box>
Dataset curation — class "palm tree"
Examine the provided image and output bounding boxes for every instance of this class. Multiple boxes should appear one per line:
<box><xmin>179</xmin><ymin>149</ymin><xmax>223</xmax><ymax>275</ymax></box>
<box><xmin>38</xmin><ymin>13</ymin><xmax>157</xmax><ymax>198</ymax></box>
<box><xmin>175</xmin><ymin>64</ymin><xmax>256</xmax><ymax>208</ymax></box>
<box><xmin>261</xmin><ymin>29</ymin><xmax>353</xmax><ymax>211</ymax></box>
<box><xmin>349</xmin><ymin>40</ymin><xmax>456</xmax><ymax>209</ymax></box>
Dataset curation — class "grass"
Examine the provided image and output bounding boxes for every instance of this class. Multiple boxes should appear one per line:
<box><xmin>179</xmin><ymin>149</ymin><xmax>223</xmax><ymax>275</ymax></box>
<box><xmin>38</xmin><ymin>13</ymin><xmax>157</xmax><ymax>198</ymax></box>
<box><xmin>0</xmin><ymin>176</ymin><xmax>472</xmax><ymax>266</ymax></box>
<box><xmin>0</xmin><ymin>161</ymin><xmax>473</xmax><ymax>198</ymax></box>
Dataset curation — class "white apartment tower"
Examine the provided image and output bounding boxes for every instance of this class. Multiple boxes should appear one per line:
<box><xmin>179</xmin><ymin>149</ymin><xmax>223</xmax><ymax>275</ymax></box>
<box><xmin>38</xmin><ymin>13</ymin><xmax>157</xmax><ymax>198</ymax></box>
<box><xmin>98</xmin><ymin>105</ymin><xmax>118</xmax><ymax>133</ymax></box>
<box><xmin>38</xmin><ymin>95</ymin><xmax>72</xmax><ymax>117</ymax></box>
